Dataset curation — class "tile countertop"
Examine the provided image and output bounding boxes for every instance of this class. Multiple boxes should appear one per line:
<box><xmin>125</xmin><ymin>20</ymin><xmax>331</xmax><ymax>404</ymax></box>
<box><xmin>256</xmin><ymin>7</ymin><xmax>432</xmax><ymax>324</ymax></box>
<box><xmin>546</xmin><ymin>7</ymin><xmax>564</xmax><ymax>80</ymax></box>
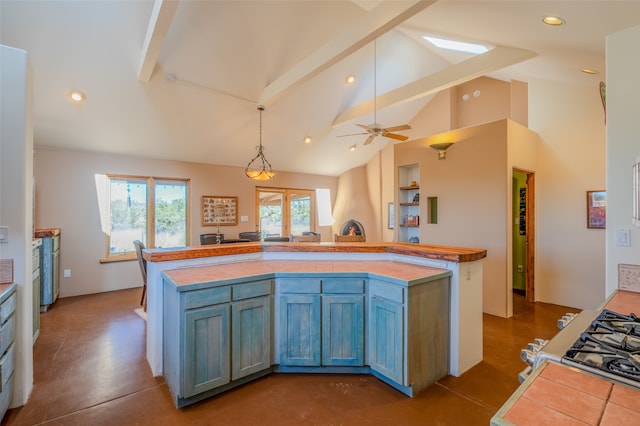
<box><xmin>492</xmin><ymin>289</ymin><xmax>640</xmax><ymax>425</ymax></box>
<box><xmin>492</xmin><ymin>361</ymin><xmax>640</xmax><ymax>426</ymax></box>
<box><xmin>163</xmin><ymin>259</ymin><xmax>451</xmax><ymax>289</ymax></box>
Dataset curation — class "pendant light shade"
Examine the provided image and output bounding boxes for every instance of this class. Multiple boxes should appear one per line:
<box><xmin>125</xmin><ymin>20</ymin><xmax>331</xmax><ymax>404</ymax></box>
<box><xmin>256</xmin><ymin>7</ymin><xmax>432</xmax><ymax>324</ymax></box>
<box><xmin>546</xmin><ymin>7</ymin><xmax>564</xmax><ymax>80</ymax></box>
<box><xmin>245</xmin><ymin>106</ymin><xmax>275</xmax><ymax>180</ymax></box>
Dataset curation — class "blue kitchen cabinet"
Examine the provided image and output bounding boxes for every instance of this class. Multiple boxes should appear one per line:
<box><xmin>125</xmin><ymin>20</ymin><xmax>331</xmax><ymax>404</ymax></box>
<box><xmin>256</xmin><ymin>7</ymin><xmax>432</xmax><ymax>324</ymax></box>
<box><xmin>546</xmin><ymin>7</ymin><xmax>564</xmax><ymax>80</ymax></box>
<box><xmin>164</xmin><ymin>278</ymin><xmax>272</xmax><ymax>407</ymax></box>
<box><xmin>184</xmin><ymin>303</ymin><xmax>230</xmax><ymax>397</ymax></box>
<box><xmin>321</xmin><ymin>278</ymin><xmax>364</xmax><ymax>367</ymax></box>
<box><xmin>369</xmin><ymin>296</ymin><xmax>403</xmax><ymax>384</ymax></box>
<box><xmin>279</xmin><ymin>293</ymin><xmax>321</xmax><ymax>366</ymax></box>
<box><xmin>232</xmin><ymin>294</ymin><xmax>271</xmax><ymax>380</ymax></box>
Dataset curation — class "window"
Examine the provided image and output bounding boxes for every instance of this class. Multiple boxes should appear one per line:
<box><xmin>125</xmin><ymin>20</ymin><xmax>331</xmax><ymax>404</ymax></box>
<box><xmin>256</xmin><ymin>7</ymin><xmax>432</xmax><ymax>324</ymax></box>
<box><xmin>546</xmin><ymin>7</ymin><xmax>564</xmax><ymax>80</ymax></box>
<box><xmin>256</xmin><ymin>187</ymin><xmax>315</xmax><ymax>238</ymax></box>
<box><xmin>104</xmin><ymin>175</ymin><xmax>189</xmax><ymax>260</ymax></box>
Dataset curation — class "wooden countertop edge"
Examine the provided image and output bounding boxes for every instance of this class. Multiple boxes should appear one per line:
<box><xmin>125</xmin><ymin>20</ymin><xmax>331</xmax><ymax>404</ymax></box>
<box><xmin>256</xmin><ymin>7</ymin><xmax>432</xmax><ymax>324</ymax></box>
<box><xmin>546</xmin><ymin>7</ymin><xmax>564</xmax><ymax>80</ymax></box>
<box><xmin>34</xmin><ymin>228</ymin><xmax>61</xmax><ymax>237</ymax></box>
<box><xmin>143</xmin><ymin>241</ymin><xmax>487</xmax><ymax>263</ymax></box>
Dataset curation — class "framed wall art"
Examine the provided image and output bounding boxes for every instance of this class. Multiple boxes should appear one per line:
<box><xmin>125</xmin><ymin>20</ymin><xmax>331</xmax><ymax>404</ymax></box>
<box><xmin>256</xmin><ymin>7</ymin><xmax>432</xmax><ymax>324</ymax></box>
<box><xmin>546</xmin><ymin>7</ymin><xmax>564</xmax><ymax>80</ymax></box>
<box><xmin>202</xmin><ymin>196</ymin><xmax>238</xmax><ymax>226</ymax></box>
<box><xmin>586</xmin><ymin>190</ymin><xmax>606</xmax><ymax>229</ymax></box>
<box><xmin>388</xmin><ymin>202</ymin><xmax>394</xmax><ymax>229</ymax></box>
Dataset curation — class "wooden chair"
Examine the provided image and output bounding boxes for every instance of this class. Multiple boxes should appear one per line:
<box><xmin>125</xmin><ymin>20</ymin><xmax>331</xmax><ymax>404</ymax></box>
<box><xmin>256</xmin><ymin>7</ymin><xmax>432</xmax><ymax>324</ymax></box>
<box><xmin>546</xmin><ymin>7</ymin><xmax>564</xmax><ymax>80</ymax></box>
<box><xmin>200</xmin><ymin>233</ymin><xmax>224</xmax><ymax>245</ymax></box>
<box><xmin>334</xmin><ymin>234</ymin><xmax>365</xmax><ymax>242</ymax></box>
<box><xmin>133</xmin><ymin>240</ymin><xmax>147</xmax><ymax>310</ymax></box>
<box><xmin>239</xmin><ymin>231</ymin><xmax>261</xmax><ymax>241</ymax></box>
<box><xmin>290</xmin><ymin>233</ymin><xmax>321</xmax><ymax>242</ymax></box>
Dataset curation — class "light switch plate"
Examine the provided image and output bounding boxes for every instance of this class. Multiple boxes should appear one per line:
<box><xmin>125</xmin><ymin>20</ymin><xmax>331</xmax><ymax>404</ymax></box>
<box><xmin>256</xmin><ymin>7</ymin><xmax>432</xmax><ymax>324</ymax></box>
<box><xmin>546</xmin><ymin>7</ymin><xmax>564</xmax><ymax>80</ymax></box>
<box><xmin>615</xmin><ymin>228</ymin><xmax>630</xmax><ymax>247</ymax></box>
<box><xmin>0</xmin><ymin>226</ymin><xmax>8</xmax><ymax>243</ymax></box>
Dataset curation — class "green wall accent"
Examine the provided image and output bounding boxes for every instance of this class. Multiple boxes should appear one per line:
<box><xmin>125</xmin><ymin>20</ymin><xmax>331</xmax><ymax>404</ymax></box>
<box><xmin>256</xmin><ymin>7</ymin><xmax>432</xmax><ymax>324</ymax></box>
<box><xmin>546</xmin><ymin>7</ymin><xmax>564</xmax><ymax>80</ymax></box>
<box><xmin>512</xmin><ymin>172</ymin><xmax>527</xmax><ymax>291</ymax></box>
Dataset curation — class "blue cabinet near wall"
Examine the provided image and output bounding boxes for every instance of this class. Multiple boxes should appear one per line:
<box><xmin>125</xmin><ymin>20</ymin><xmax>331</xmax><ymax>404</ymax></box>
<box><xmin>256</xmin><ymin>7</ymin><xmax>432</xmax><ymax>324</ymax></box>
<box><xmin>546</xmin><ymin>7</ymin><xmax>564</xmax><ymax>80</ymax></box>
<box><xmin>35</xmin><ymin>229</ymin><xmax>60</xmax><ymax>312</ymax></box>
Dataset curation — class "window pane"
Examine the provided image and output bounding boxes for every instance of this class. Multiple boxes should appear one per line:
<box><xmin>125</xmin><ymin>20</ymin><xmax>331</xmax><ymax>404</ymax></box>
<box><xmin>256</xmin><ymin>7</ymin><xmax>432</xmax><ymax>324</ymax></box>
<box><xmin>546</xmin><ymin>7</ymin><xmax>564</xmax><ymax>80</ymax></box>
<box><xmin>259</xmin><ymin>191</ymin><xmax>283</xmax><ymax>237</ymax></box>
<box><xmin>155</xmin><ymin>181</ymin><xmax>187</xmax><ymax>248</ymax></box>
<box><xmin>110</xmin><ymin>178</ymin><xmax>147</xmax><ymax>254</ymax></box>
<box><xmin>290</xmin><ymin>192</ymin><xmax>311</xmax><ymax>235</ymax></box>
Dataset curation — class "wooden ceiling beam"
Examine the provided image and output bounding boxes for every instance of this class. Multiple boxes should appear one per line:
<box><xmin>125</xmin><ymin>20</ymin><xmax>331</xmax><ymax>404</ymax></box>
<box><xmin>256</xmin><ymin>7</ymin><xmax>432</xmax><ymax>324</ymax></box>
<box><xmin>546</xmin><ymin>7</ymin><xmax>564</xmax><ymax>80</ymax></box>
<box><xmin>137</xmin><ymin>0</ymin><xmax>179</xmax><ymax>82</ymax></box>
<box><xmin>332</xmin><ymin>46</ymin><xmax>538</xmax><ymax>127</ymax></box>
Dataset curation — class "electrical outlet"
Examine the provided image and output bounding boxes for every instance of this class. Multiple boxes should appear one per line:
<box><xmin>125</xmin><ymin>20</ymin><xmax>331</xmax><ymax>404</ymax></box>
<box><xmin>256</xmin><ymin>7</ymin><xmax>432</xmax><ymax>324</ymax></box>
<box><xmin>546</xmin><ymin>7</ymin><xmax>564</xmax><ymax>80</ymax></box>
<box><xmin>240</xmin><ymin>215</ymin><xmax>248</xmax><ymax>222</ymax></box>
<box><xmin>63</xmin><ymin>269</ymin><xmax>71</xmax><ymax>278</ymax></box>
<box><xmin>0</xmin><ymin>226</ymin><xmax>8</xmax><ymax>243</ymax></box>
<box><xmin>517</xmin><ymin>265</ymin><xmax>524</xmax><ymax>273</ymax></box>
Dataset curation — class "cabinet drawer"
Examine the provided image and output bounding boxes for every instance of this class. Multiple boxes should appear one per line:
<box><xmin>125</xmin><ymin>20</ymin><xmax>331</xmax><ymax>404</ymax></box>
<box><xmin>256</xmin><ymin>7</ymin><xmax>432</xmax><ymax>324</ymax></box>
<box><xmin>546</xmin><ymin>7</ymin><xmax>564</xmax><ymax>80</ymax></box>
<box><xmin>0</xmin><ymin>292</ymin><xmax>16</xmax><ymax>325</ymax></box>
<box><xmin>184</xmin><ymin>286</ymin><xmax>231</xmax><ymax>310</ymax></box>
<box><xmin>369</xmin><ymin>280</ymin><xmax>404</xmax><ymax>304</ymax></box>
<box><xmin>0</xmin><ymin>315</ymin><xmax>15</xmax><ymax>357</ymax></box>
<box><xmin>322</xmin><ymin>278</ymin><xmax>364</xmax><ymax>294</ymax></box>
<box><xmin>0</xmin><ymin>372</ymin><xmax>13</xmax><ymax>420</ymax></box>
<box><xmin>0</xmin><ymin>343</ymin><xmax>15</xmax><ymax>390</ymax></box>
<box><xmin>232</xmin><ymin>280</ymin><xmax>272</xmax><ymax>301</ymax></box>
<box><xmin>278</xmin><ymin>278</ymin><xmax>321</xmax><ymax>294</ymax></box>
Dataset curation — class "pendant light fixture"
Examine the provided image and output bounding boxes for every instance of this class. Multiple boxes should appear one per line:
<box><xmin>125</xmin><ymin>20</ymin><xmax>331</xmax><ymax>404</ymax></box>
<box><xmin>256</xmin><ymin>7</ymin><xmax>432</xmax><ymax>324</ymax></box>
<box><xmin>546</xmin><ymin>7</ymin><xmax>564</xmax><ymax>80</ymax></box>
<box><xmin>245</xmin><ymin>105</ymin><xmax>275</xmax><ymax>180</ymax></box>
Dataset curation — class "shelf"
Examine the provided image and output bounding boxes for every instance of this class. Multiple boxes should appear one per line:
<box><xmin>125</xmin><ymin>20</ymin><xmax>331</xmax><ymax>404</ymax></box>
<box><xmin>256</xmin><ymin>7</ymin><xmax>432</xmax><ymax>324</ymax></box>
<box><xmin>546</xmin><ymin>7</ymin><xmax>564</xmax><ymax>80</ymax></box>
<box><xmin>399</xmin><ymin>186</ymin><xmax>419</xmax><ymax>191</ymax></box>
<box><xmin>399</xmin><ymin>202</ymin><xmax>419</xmax><ymax>207</ymax></box>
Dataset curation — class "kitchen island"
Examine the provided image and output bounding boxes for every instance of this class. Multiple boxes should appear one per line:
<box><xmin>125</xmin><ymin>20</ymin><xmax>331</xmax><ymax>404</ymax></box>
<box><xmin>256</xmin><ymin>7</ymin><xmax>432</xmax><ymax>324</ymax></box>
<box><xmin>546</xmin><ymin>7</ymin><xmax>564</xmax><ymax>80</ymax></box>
<box><xmin>143</xmin><ymin>242</ymin><xmax>487</xmax><ymax>393</ymax></box>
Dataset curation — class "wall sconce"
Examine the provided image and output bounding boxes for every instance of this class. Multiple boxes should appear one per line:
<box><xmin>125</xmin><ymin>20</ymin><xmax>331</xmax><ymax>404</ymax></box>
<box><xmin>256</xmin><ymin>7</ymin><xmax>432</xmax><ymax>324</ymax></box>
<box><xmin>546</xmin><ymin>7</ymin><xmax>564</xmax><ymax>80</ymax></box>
<box><xmin>430</xmin><ymin>143</ymin><xmax>453</xmax><ymax>160</ymax></box>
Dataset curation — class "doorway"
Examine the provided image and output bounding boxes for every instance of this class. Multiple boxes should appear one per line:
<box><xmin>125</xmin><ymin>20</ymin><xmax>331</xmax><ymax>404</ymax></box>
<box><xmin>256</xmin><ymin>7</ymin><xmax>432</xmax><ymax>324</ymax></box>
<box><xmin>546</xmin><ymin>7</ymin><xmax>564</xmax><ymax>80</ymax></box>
<box><xmin>512</xmin><ymin>169</ymin><xmax>535</xmax><ymax>304</ymax></box>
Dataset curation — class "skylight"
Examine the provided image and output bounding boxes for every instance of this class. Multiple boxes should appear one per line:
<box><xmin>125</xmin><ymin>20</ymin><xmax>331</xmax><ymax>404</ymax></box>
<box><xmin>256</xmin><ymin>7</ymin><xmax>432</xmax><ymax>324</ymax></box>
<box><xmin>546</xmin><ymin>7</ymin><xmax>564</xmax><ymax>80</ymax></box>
<box><xmin>423</xmin><ymin>36</ymin><xmax>488</xmax><ymax>54</ymax></box>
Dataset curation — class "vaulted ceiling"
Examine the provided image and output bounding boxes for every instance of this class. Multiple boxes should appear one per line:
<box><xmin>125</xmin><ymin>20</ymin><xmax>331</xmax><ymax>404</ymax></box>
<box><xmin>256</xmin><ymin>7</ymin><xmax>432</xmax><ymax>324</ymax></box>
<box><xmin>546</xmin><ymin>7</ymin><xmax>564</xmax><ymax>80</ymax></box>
<box><xmin>2</xmin><ymin>1</ymin><xmax>639</xmax><ymax>176</ymax></box>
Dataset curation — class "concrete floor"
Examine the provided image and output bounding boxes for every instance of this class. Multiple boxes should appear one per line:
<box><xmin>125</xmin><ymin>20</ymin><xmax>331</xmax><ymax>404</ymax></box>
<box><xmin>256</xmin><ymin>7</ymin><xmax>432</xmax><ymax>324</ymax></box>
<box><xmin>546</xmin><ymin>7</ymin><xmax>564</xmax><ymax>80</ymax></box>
<box><xmin>3</xmin><ymin>288</ymin><xmax>579</xmax><ymax>425</ymax></box>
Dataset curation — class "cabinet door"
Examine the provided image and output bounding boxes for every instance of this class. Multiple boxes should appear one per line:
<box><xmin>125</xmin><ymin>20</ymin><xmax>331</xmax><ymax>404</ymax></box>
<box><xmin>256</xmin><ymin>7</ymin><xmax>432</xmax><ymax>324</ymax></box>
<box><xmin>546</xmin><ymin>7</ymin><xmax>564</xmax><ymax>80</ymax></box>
<box><xmin>322</xmin><ymin>295</ymin><xmax>364</xmax><ymax>366</ymax></box>
<box><xmin>184</xmin><ymin>304</ymin><xmax>230</xmax><ymax>398</ymax></box>
<box><xmin>279</xmin><ymin>294</ymin><xmax>320</xmax><ymax>366</ymax></box>
<box><xmin>232</xmin><ymin>296</ymin><xmax>271</xmax><ymax>380</ymax></box>
<box><xmin>369</xmin><ymin>297</ymin><xmax>404</xmax><ymax>384</ymax></box>
<box><xmin>32</xmin><ymin>270</ymin><xmax>40</xmax><ymax>343</ymax></box>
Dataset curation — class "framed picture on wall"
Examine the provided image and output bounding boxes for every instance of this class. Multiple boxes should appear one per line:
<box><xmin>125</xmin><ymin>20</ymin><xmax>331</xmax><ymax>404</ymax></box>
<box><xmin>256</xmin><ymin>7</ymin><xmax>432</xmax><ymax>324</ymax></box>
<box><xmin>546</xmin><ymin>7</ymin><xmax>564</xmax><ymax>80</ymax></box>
<box><xmin>388</xmin><ymin>202</ymin><xmax>394</xmax><ymax>229</ymax></box>
<box><xmin>202</xmin><ymin>196</ymin><xmax>238</xmax><ymax>226</ymax></box>
<box><xmin>586</xmin><ymin>190</ymin><xmax>606</xmax><ymax>229</ymax></box>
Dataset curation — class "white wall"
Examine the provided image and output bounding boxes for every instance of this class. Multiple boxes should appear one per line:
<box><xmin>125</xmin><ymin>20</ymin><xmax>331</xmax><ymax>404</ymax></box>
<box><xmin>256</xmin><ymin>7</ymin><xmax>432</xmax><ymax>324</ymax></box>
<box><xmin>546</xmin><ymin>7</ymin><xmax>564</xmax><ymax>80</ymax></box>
<box><xmin>606</xmin><ymin>25</ymin><xmax>640</xmax><ymax>296</ymax></box>
<box><xmin>0</xmin><ymin>44</ymin><xmax>34</xmax><ymax>406</ymax></box>
<box><xmin>528</xmin><ymin>79</ymin><xmax>607</xmax><ymax>309</ymax></box>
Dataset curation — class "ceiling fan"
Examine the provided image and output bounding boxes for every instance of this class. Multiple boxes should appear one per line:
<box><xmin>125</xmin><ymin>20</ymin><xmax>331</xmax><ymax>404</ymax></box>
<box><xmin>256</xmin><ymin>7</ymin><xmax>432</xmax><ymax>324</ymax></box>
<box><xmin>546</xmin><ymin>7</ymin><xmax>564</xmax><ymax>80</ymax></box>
<box><xmin>339</xmin><ymin>39</ymin><xmax>411</xmax><ymax>146</ymax></box>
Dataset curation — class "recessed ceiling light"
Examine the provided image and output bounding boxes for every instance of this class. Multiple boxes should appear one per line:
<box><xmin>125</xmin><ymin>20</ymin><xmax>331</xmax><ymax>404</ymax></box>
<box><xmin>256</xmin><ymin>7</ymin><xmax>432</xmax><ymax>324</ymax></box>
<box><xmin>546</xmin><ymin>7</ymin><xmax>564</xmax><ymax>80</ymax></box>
<box><xmin>423</xmin><ymin>36</ymin><xmax>488</xmax><ymax>54</ymax></box>
<box><xmin>349</xmin><ymin>145</ymin><xmax>356</xmax><ymax>152</ymax></box>
<box><xmin>67</xmin><ymin>90</ymin><xmax>86</xmax><ymax>103</ymax></box>
<box><xmin>542</xmin><ymin>16</ymin><xmax>565</xmax><ymax>26</ymax></box>
<box><xmin>345</xmin><ymin>75</ymin><xmax>356</xmax><ymax>85</ymax></box>
<box><xmin>581</xmin><ymin>68</ymin><xmax>599</xmax><ymax>75</ymax></box>
<box><xmin>304</xmin><ymin>136</ymin><xmax>312</xmax><ymax>144</ymax></box>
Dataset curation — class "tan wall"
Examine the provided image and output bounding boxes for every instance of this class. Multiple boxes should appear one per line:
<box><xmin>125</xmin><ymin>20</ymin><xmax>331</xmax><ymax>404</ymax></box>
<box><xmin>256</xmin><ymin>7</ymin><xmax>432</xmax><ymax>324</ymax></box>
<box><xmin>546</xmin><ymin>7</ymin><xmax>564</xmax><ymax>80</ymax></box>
<box><xmin>529</xmin><ymin>79</ymin><xmax>606</xmax><ymax>309</ymax></box>
<box><xmin>396</xmin><ymin>120</ymin><xmax>521</xmax><ymax>317</ymax></box>
<box><xmin>456</xmin><ymin>77</ymin><xmax>512</xmax><ymax>128</ymax></box>
<box><xmin>606</xmin><ymin>25</ymin><xmax>640</xmax><ymax>297</ymax></box>
<box><xmin>34</xmin><ymin>147</ymin><xmax>338</xmax><ymax>297</ymax></box>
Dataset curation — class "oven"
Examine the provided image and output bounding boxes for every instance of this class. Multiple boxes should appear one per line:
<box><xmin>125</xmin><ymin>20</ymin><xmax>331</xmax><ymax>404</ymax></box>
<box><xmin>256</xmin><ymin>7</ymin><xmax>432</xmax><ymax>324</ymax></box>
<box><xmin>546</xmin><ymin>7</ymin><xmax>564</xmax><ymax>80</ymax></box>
<box><xmin>519</xmin><ymin>307</ymin><xmax>640</xmax><ymax>389</ymax></box>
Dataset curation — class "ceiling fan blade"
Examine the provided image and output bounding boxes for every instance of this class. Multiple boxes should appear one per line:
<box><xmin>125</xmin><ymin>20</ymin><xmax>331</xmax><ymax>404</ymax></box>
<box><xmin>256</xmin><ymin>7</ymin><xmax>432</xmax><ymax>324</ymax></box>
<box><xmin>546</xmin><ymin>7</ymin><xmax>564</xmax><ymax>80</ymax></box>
<box><xmin>356</xmin><ymin>124</ymin><xmax>373</xmax><ymax>132</ymax></box>
<box><xmin>338</xmin><ymin>132</ymin><xmax>368</xmax><ymax>137</ymax></box>
<box><xmin>363</xmin><ymin>134</ymin><xmax>376</xmax><ymax>145</ymax></box>
<box><xmin>384</xmin><ymin>124</ymin><xmax>411</xmax><ymax>132</ymax></box>
<box><xmin>384</xmin><ymin>133</ymin><xmax>409</xmax><ymax>141</ymax></box>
